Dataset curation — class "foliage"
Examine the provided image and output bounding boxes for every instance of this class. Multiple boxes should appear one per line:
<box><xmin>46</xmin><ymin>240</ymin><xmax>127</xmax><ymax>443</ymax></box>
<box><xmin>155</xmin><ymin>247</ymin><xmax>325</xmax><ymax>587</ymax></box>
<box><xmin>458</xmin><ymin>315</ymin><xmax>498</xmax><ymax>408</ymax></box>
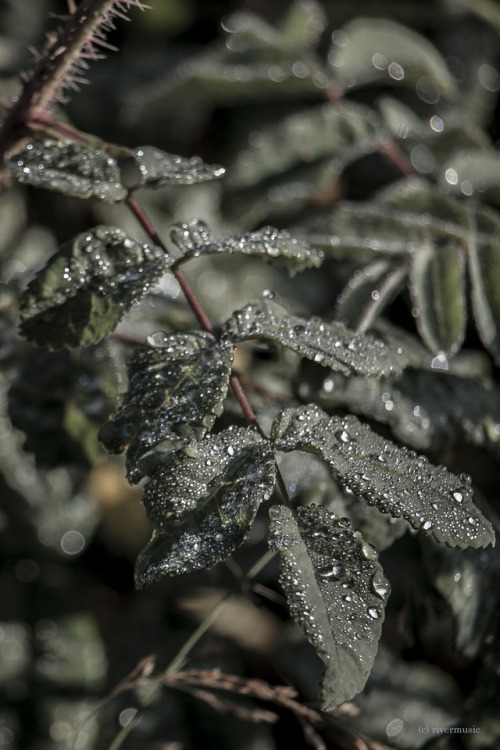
<box><xmin>1</xmin><ymin>1</ymin><xmax>500</xmax><ymax>748</ymax></box>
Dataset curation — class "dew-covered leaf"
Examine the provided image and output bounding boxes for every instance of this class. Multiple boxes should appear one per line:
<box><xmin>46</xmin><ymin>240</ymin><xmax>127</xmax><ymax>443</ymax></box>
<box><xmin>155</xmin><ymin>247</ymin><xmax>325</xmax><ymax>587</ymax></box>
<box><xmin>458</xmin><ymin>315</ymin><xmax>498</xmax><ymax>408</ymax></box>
<box><xmin>132</xmin><ymin>146</ymin><xmax>225</xmax><ymax>188</ymax></box>
<box><xmin>328</xmin><ymin>18</ymin><xmax>456</xmax><ymax>96</ymax></box>
<box><xmin>272</xmin><ymin>404</ymin><xmax>495</xmax><ymax>549</ymax></box>
<box><xmin>223</xmin><ymin>296</ymin><xmax>408</xmax><ymax>378</ymax></box>
<box><xmin>99</xmin><ymin>331</ymin><xmax>233</xmax><ymax>483</ymax></box>
<box><xmin>170</xmin><ymin>219</ymin><xmax>322</xmax><ymax>274</ymax></box>
<box><xmin>468</xmin><ymin>207</ymin><xmax>500</xmax><ymax>362</ymax></box>
<box><xmin>409</xmin><ymin>236</ymin><xmax>467</xmax><ymax>355</ymax></box>
<box><xmin>311</xmin><ymin>364</ymin><xmax>500</xmax><ymax>458</ymax></box>
<box><xmin>304</xmin><ymin>179</ymin><xmax>470</xmax><ymax>261</ymax></box>
<box><xmin>135</xmin><ymin>428</ymin><xmax>276</xmax><ymax>585</ymax></box>
<box><xmin>269</xmin><ymin>505</ymin><xmax>390</xmax><ymax>708</ymax></box>
<box><xmin>8</xmin><ymin>139</ymin><xmax>127</xmax><ymax>201</ymax></box>
<box><xmin>227</xmin><ymin>101</ymin><xmax>383</xmax><ymax>191</ymax></box>
<box><xmin>19</xmin><ymin>226</ymin><xmax>172</xmax><ymax>350</ymax></box>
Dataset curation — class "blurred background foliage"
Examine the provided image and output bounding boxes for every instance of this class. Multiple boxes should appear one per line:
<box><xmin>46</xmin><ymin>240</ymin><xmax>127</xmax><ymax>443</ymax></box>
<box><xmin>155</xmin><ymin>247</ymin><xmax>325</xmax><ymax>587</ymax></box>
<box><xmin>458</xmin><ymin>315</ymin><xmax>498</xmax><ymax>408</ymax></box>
<box><xmin>1</xmin><ymin>0</ymin><xmax>500</xmax><ymax>748</ymax></box>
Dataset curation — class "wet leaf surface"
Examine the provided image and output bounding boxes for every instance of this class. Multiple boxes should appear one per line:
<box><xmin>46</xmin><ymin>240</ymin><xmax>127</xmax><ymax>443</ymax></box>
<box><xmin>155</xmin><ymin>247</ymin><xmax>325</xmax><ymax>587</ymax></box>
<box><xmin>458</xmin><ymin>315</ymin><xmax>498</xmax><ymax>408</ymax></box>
<box><xmin>135</xmin><ymin>428</ymin><xmax>276</xmax><ymax>585</ymax></box>
<box><xmin>99</xmin><ymin>331</ymin><xmax>234</xmax><ymax>483</ymax></box>
<box><xmin>224</xmin><ymin>296</ymin><xmax>408</xmax><ymax>377</ymax></box>
<box><xmin>19</xmin><ymin>226</ymin><xmax>172</xmax><ymax>349</ymax></box>
<box><xmin>8</xmin><ymin>139</ymin><xmax>127</xmax><ymax>201</ymax></box>
<box><xmin>272</xmin><ymin>404</ymin><xmax>495</xmax><ymax>549</ymax></box>
<box><xmin>269</xmin><ymin>505</ymin><xmax>390</xmax><ymax>708</ymax></box>
<box><xmin>171</xmin><ymin>219</ymin><xmax>322</xmax><ymax>274</ymax></box>
<box><xmin>132</xmin><ymin>146</ymin><xmax>225</xmax><ymax>187</ymax></box>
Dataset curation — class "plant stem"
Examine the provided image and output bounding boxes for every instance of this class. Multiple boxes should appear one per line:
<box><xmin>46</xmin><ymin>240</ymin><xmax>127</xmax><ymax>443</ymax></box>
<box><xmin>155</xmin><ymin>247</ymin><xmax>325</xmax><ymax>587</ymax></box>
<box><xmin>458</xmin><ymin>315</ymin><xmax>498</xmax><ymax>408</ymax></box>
<box><xmin>124</xmin><ymin>195</ymin><xmax>292</xmax><ymax>511</ymax></box>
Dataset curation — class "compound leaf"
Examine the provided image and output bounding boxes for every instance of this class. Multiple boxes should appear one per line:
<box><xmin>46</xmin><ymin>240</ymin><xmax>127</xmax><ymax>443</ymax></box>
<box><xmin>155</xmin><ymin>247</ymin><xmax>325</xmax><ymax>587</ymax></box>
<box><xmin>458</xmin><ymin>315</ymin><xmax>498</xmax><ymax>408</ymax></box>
<box><xmin>269</xmin><ymin>505</ymin><xmax>390</xmax><ymax>708</ymax></box>
<box><xmin>170</xmin><ymin>219</ymin><xmax>323</xmax><ymax>274</ymax></box>
<box><xmin>328</xmin><ymin>18</ymin><xmax>456</xmax><ymax>96</ymax></box>
<box><xmin>409</xmin><ymin>236</ymin><xmax>467</xmax><ymax>355</ymax></box>
<box><xmin>223</xmin><ymin>296</ymin><xmax>408</xmax><ymax>377</ymax></box>
<box><xmin>132</xmin><ymin>146</ymin><xmax>225</xmax><ymax>187</ymax></box>
<box><xmin>272</xmin><ymin>404</ymin><xmax>495</xmax><ymax>549</ymax></box>
<box><xmin>99</xmin><ymin>331</ymin><xmax>234</xmax><ymax>483</ymax></box>
<box><xmin>20</xmin><ymin>226</ymin><xmax>172</xmax><ymax>350</ymax></box>
<box><xmin>135</xmin><ymin>428</ymin><xmax>276</xmax><ymax>585</ymax></box>
<box><xmin>8</xmin><ymin>139</ymin><xmax>127</xmax><ymax>201</ymax></box>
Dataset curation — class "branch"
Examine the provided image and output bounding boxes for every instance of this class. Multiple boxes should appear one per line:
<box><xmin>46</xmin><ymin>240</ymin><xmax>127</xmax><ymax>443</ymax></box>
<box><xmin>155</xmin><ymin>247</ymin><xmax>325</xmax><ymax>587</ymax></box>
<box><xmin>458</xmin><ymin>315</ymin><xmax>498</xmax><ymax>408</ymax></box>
<box><xmin>0</xmin><ymin>0</ymin><xmax>146</xmax><ymax>160</ymax></box>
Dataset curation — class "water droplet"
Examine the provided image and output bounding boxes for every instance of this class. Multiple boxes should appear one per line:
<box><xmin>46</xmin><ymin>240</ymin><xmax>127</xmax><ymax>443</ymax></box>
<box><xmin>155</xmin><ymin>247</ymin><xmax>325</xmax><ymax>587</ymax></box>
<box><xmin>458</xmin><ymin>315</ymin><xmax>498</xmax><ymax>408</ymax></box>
<box><xmin>367</xmin><ymin>607</ymin><xmax>380</xmax><ymax>619</ymax></box>
<box><xmin>451</xmin><ymin>490</ymin><xmax>463</xmax><ymax>503</ymax></box>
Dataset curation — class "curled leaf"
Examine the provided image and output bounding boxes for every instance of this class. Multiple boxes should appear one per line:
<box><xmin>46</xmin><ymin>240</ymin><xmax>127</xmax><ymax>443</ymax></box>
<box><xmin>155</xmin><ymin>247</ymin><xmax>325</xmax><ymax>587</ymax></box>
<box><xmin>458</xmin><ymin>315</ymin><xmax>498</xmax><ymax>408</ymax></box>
<box><xmin>135</xmin><ymin>428</ymin><xmax>276</xmax><ymax>585</ymax></box>
<box><xmin>20</xmin><ymin>226</ymin><xmax>172</xmax><ymax>350</ymax></box>
<box><xmin>272</xmin><ymin>404</ymin><xmax>495</xmax><ymax>549</ymax></box>
<box><xmin>224</xmin><ymin>296</ymin><xmax>408</xmax><ymax>377</ymax></box>
<box><xmin>99</xmin><ymin>331</ymin><xmax>234</xmax><ymax>483</ymax></box>
<box><xmin>269</xmin><ymin>505</ymin><xmax>389</xmax><ymax>708</ymax></box>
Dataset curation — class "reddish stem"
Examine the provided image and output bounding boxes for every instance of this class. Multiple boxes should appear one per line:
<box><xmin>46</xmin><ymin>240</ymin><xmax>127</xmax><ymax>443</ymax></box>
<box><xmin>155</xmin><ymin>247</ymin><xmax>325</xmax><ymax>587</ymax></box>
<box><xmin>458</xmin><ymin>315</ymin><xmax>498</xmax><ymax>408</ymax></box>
<box><xmin>125</xmin><ymin>195</ymin><xmax>291</xmax><ymax>508</ymax></box>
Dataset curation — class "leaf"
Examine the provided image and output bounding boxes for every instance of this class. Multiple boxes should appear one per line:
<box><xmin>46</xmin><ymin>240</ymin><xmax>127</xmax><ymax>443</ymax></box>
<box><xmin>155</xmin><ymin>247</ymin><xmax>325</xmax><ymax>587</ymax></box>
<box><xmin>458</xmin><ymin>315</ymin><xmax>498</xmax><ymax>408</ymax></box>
<box><xmin>223</xmin><ymin>296</ymin><xmax>408</xmax><ymax>378</ymax></box>
<box><xmin>468</xmin><ymin>207</ymin><xmax>500</xmax><ymax>362</ymax></box>
<box><xmin>170</xmin><ymin>219</ymin><xmax>323</xmax><ymax>274</ymax></box>
<box><xmin>279</xmin><ymin>0</ymin><xmax>327</xmax><ymax>49</ymax></box>
<box><xmin>423</xmin><ymin>540</ymin><xmax>500</xmax><ymax>657</ymax></box>
<box><xmin>19</xmin><ymin>226</ymin><xmax>172</xmax><ymax>350</ymax></box>
<box><xmin>8</xmin><ymin>139</ymin><xmax>127</xmax><ymax>201</ymax></box>
<box><xmin>268</xmin><ymin>505</ymin><xmax>390</xmax><ymax>708</ymax></box>
<box><xmin>311</xmin><ymin>364</ymin><xmax>500</xmax><ymax>458</ymax></box>
<box><xmin>409</xmin><ymin>236</ymin><xmax>467</xmax><ymax>355</ymax></box>
<box><xmin>328</xmin><ymin>18</ymin><xmax>456</xmax><ymax>96</ymax></box>
<box><xmin>132</xmin><ymin>146</ymin><xmax>225</xmax><ymax>188</ymax></box>
<box><xmin>226</xmin><ymin>101</ymin><xmax>383</xmax><ymax>191</ymax></box>
<box><xmin>336</xmin><ymin>258</ymin><xmax>409</xmax><ymax>331</ymax></box>
<box><xmin>441</xmin><ymin>149</ymin><xmax>500</xmax><ymax>197</ymax></box>
<box><xmin>272</xmin><ymin>404</ymin><xmax>495</xmax><ymax>549</ymax></box>
<box><xmin>135</xmin><ymin>428</ymin><xmax>276</xmax><ymax>585</ymax></box>
<box><xmin>99</xmin><ymin>331</ymin><xmax>234</xmax><ymax>483</ymax></box>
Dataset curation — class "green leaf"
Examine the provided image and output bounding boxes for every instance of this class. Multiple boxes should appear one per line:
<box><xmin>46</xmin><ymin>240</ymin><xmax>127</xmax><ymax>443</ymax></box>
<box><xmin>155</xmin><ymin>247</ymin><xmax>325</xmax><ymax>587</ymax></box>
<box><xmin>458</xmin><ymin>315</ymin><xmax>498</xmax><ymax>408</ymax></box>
<box><xmin>170</xmin><ymin>219</ymin><xmax>323</xmax><ymax>274</ymax></box>
<box><xmin>328</xmin><ymin>18</ymin><xmax>456</xmax><ymax>96</ymax></box>
<box><xmin>8</xmin><ymin>139</ymin><xmax>127</xmax><ymax>201</ymax></box>
<box><xmin>279</xmin><ymin>0</ymin><xmax>327</xmax><ymax>49</ymax></box>
<box><xmin>223</xmin><ymin>296</ymin><xmax>408</xmax><ymax>378</ymax></box>
<box><xmin>272</xmin><ymin>404</ymin><xmax>495</xmax><ymax>549</ymax></box>
<box><xmin>423</xmin><ymin>540</ymin><xmax>500</xmax><ymax>657</ymax></box>
<box><xmin>336</xmin><ymin>259</ymin><xmax>409</xmax><ymax>331</ymax></box>
<box><xmin>311</xmin><ymin>364</ymin><xmax>500</xmax><ymax>458</ymax></box>
<box><xmin>269</xmin><ymin>505</ymin><xmax>390</xmax><ymax>708</ymax></box>
<box><xmin>99</xmin><ymin>331</ymin><xmax>234</xmax><ymax>483</ymax></box>
<box><xmin>468</xmin><ymin>207</ymin><xmax>500</xmax><ymax>362</ymax></box>
<box><xmin>227</xmin><ymin>101</ymin><xmax>383</xmax><ymax>191</ymax></box>
<box><xmin>135</xmin><ymin>428</ymin><xmax>276</xmax><ymax>585</ymax></box>
<box><xmin>19</xmin><ymin>226</ymin><xmax>172</xmax><ymax>350</ymax></box>
<box><xmin>441</xmin><ymin>150</ymin><xmax>500</xmax><ymax>197</ymax></box>
<box><xmin>409</xmin><ymin>236</ymin><xmax>467</xmax><ymax>355</ymax></box>
<box><xmin>132</xmin><ymin>146</ymin><xmax>225</xmax><ymax>188</ymax></box>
